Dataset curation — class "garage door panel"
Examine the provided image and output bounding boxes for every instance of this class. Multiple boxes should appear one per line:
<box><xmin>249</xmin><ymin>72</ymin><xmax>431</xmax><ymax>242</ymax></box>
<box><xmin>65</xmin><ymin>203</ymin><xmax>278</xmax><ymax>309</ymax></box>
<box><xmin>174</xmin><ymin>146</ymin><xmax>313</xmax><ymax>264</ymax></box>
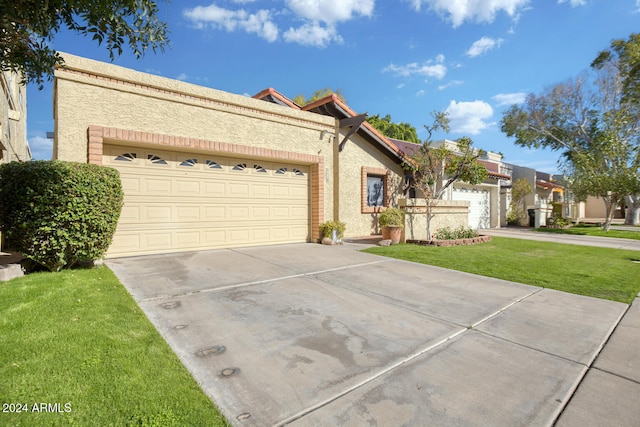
<box><xmin>104</xmin><ymin>145</ymin><xmax>310</xmax><ymax>257</ymax></box>
<box><xmin>452</xmin><ymin>186</ymin><xmax>490</xmax><ymax>229</ymax></box>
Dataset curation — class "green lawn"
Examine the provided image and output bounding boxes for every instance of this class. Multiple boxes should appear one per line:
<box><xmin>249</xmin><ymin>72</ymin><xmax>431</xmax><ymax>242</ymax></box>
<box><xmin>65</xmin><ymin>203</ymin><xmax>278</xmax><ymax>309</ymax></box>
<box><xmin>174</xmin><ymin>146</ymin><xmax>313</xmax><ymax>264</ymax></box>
<box><xmin>535</xmin><ymin>224</ymin><xmax>640</xmax><ymax>240</ymax></box>
<box><xmin>0</xmin><ymin>266</ymin><xmax>229</xmax><ymax>427</ymax></box>
<box><xmin>364</xmin><ymin>236</ymin><xmax>640</xmax><ymax>304</ymax></box>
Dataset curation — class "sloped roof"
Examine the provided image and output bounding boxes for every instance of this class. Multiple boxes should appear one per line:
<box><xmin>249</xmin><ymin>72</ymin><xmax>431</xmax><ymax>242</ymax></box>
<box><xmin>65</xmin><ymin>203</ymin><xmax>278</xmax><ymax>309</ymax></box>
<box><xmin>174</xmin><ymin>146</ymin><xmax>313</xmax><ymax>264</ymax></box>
<box><xmin>252</xmin><ymin>87</ymin><xmax>301</xmax><ymax>109</ymax></box>
<box><xmin>254</xmin><ymin>89</ymin><xmax>408</xmax><ymax>164</ymax></box>
<box><xmin>302</xmin><ymin>94</ymin><xmax>407</xmax><ymax>164</ymax></box>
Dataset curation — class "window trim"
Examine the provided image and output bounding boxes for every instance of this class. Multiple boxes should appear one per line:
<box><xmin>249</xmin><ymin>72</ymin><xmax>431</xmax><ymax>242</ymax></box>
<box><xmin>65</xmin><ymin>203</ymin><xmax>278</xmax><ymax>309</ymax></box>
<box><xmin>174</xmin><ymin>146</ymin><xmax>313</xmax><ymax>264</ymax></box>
<box><xmin>361</xmin><ymin>166</ymin><xmax>389</xmax><ymax>213</ymax></box>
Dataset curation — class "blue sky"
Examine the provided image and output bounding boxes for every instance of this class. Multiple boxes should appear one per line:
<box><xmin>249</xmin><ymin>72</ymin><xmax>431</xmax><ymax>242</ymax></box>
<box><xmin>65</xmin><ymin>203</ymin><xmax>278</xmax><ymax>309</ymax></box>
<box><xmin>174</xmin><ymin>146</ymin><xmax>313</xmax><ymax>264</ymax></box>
<box><xmin>27</xmin><ymin>0</ymin><xmax>640</xmax><ymax>173</ymax></box>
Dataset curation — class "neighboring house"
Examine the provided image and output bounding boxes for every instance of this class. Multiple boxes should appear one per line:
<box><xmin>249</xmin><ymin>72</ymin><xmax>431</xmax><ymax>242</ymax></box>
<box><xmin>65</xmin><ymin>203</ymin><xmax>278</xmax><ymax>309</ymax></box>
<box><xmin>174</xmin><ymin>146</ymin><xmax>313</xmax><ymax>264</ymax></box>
<box><xmin>508</xmin><ymin>164</ymin><xmax>570</xmax><ymax>227</ymax></box>
<box><xmin>1</xmin><ymin>70</ymin><xmax>30</xmax><ymax>163</ymax></box>
<box><xmin>53</xmin><ymin>53</ymin><xmax>410</xmax><ymax>257</ymax></box>
<box><xmin>1</xmin><ymin>70</ymin><xmax>31</xmax><ymax>250</ymax></box>
<box><xmin>390</xmin><ymin>138</ymin><xmax>510</xmax><ymax>229</ymax></box>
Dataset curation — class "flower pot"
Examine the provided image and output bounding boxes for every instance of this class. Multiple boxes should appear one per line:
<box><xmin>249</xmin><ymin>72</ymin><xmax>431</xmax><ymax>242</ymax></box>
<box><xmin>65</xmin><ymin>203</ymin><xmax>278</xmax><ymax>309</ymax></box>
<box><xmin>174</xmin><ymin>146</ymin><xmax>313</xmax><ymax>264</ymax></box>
<box><xmin>382</xmin><ymin>226</ymin><xmax>403</xmax><ymax>244</ymax></box>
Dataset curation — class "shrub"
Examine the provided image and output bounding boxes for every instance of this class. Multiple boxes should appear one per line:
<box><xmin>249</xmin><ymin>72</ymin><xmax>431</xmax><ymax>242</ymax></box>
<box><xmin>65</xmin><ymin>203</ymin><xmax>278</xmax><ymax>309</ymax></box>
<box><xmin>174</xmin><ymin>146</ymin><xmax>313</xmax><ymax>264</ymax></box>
<box><xmin>0</xmin><ymin>161</ymin><xmax>124</xmax><ymax>271</ymax></box>
<box><xmin>319</xmin><ymin>220</ymin><xmax>346</xmax><ymax>239</ymax></box>
<box><xmin>378</xmin><ymin>207</ymin><xmax>405</xmax><ymax>228</ymax></box>
<box><xmin>433</xmin><ymin>226</ymin><xmax>479</xmax><ymax>240</ymax></box>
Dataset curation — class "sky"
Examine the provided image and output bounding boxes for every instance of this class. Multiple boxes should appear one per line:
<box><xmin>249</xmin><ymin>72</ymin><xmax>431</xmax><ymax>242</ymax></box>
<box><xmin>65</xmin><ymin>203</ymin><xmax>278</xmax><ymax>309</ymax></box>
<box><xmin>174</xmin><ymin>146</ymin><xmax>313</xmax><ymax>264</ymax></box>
<box><xmin>26</xmin><ymin>0</ymin><xmax>640</xmax><ymax>173</ymax></box>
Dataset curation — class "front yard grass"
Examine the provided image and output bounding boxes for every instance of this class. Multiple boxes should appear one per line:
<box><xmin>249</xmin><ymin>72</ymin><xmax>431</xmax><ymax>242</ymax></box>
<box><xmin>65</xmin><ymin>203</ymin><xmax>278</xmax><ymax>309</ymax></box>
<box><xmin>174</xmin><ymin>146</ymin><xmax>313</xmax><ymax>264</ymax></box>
<box><xmin>535</xmin><ymin>224</ymin><xmax>640</xmax><ymax>240</ymax></box>
<box><xmin>364</xmin><ymin>236</ymin><xmax>640</xmax><ymax>304</ymax></box>
<box><xmin>0</xmin><ymin>266</ymin><xmax>228</xmax><ymax>427</ymax></box>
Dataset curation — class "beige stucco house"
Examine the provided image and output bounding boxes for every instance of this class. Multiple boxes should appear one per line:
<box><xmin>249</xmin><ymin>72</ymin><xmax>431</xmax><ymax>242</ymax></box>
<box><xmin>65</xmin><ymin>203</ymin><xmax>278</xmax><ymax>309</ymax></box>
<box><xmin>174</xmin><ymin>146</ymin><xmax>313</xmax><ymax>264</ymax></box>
<box><xmin>53</xmin><ymin>53</ymin><xmax>415</xmax><ymax>257</ymax></box>
<box><xmin>1</xmin><ymin>70</ymin><xmax>30</xmax><ymax>163</ymax></box>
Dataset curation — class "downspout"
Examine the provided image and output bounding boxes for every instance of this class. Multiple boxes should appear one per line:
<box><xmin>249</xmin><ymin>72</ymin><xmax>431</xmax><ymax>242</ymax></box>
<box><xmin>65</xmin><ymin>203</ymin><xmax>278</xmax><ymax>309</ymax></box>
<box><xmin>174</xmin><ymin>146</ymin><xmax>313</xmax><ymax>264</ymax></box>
<box><xmin>333</xmin><ymin>119</ymin><xmax>340</xmax><ymax>221</ymax></box>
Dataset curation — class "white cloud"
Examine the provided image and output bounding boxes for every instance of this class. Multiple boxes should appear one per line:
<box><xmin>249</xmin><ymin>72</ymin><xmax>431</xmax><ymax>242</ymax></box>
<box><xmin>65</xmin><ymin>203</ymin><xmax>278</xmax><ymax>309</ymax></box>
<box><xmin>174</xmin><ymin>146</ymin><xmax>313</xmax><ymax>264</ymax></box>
<box><xmin>28</xmin><ymin>135</ymin><xmax>53</xmax><ymax>160</ymax></box>
<box><xmin>407</xmin><ymin>0</ymin><xmax>531</xmax><ymax>27</ymax></box>
<box><xmin>383</xmin><ymin>54</ymin><xmax>447</xmax><ymax>80</ymax></box>
<box><xmin>445</xmin><ymin>100</ymin><xmax>495</xmax><ymax>135</ymax></box>
<box><xmin>557</xmin><ymin>0</ymin><xmax>586</xmax><ymax>6</ymax></box>
<box><xmin>492</xmin><ymin>92</ymin><xmax>526</xmax><ymax>106</ymax></box>
<box><xmin>183</xmin><ymin>4</ymin><xmax>278</xmax><ymax>42</ymax></box>
<box><xmin>416</xmin><ymin>90</ymin><xmax>426</xmax><ymax>97</ymax></box>
<box><xmin>184</xmin><ymin>1</ymin><xmax>372</xmax><ymax>46</ymax></box>
<box><xmin>285</xmin><ymin>0</ymin><xmax>374</xmax><ymax>24</ymax></box>
<box><xmin>283</xmin><ymin>22</ymin><xmax>342</xmax><ymax>47</ymax></box>
<box><xmin>438</xmin><ymin>80</ymin><xmax>464</xmax><ymax>91</ymax></box>
<box><xmin>466</xmin><ymin>36</ymin><xmax>504</xmax><ymax>57</ymax></box>
<box><xmin>175</xmin><ymin>73</ymin><xmax>188</xmax><ymax>81</ymax></box>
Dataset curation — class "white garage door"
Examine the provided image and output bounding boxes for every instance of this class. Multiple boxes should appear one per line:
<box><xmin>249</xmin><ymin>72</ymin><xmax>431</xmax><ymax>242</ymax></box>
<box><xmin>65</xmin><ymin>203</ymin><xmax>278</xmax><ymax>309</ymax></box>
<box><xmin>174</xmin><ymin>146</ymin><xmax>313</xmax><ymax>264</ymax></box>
<box><xmin>103</xmin><ymin>145</ymin><xmax>310</xmax><ymax>257</ymax></box>
<box><xmin>452</xmin><ymin>186</ymin><xmax>490</xmax><ymax>229</ymax></box>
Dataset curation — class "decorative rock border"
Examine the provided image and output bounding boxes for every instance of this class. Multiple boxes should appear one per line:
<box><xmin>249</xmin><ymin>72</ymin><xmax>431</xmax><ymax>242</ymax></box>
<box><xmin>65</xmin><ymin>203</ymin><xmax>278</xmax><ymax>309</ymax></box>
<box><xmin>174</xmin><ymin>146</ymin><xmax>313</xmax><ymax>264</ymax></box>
<box><xmin>406</xmin><ymin>235</ymin><xmax>492</xmax><ymax>247</ymax></box>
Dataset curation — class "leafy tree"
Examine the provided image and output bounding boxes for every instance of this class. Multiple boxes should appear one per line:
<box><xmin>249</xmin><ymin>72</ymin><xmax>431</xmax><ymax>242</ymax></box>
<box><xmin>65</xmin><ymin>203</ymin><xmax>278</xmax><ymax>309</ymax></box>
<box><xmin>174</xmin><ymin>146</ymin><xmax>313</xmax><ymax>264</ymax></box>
<box><xmin>592</xmin><ymin>33</ymin><xmax>640</xmax><ymax>225</ymax></box>
<box><xmin>501</xmin><ymin>34</ymin><xmax>640</xmax><ymax>230</ymax></box>
<box><xmin>406</xmin><ymin>112</ymin><xmax>488</xmax><ymax>240</ymax></box>
<box><xmin>367</xmin><ymin>114</ymin><xmax>420</xmax><ymax>143</ymax></box>
<box><xmin>292</xmin><ymin>87</ymin><xmax>345</xmax><ymax>106</ymax></box>
<box><xmin>1</xmin><ymin>0</ymin><xmax>170</xmax><ymax>88</ymax></box>
<box><xmin>507</xmin><ymin>178</ymin><xmax>533</xmax><ymax>225</ymax></box>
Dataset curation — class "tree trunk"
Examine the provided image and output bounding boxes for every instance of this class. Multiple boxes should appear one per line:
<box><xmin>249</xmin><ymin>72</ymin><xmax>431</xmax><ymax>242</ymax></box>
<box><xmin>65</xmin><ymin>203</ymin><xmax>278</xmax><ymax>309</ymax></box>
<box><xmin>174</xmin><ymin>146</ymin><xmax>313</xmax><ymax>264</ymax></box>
<box><xmin>603</xmin><ymin>197</ymin><xmax>615</xmax><ymax>232</ymax></box>
<box><xmin>624</xmin><ymin>194</ymin><xmax>640</xmax><ymax>225</ymax></box>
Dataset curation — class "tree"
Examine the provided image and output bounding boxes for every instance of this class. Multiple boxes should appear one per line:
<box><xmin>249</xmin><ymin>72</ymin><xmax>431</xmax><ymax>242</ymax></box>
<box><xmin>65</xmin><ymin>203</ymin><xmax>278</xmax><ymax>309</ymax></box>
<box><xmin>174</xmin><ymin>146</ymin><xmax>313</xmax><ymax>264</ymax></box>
<box><xmin>292</xmin><ymin>87</ymin><xmax>345</xmax><ymax>106</ymax></box>
<box><xmin>592</xmin><ymin>33</ymin><xmax>640</xmax><ymax>225</ymax></box>
<box><xmin>501</xmin><ymin>34</ymin><xmax>640</xmax><ymax>230</ymax></box>
<box><xmin>405</xmin><ymin>112</ymin><xmax>488</xmax><ymax>240</ymax></box>
<box><xmin>507</xmin><ymin>178</ymin><xmax>533</xmax><ymax>225</ymax></box>
<box><xmin>1</xmin><ymin>0</ymin><xmax>170</xmax><ymax>88</ymax></box>
<box><xmin>367</xmin><ymin>114</ymin><xmax>420</xmax><ymax>143</ymax></box>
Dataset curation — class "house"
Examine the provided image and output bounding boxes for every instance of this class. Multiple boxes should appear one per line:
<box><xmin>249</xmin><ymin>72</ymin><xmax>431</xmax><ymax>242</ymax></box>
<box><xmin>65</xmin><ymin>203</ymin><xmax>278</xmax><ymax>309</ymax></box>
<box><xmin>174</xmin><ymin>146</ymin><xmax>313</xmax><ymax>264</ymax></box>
<box><xmin>507</xmin><ymin>164</ymin><xmax>570</xmax><ymax>227</ymax></box>
<box><xmin>1</xmin><ymin>69</ymin><xmax>31</xmax><ymax>250</ymax></box>
<box><xmin>0</xmin><ymin>70</ymin><xmax>30</xmax><ymax>164</ymax></box>
<box><xmin>53</xmin><ymin>53</ymin><xmax>413</xmax><ymax>257</ymax></box>
<box><xmin>390</xmin><ymin>138</ymin><xmax>510</xmax><ymax>229</ymax></box>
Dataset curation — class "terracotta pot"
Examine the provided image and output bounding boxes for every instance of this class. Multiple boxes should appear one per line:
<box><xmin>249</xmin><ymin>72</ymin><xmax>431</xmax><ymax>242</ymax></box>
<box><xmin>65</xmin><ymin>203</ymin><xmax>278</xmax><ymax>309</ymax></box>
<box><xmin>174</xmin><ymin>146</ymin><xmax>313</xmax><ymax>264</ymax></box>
<box><xmin>382</xmin><ymin>226</ymin><xmax>403</xmax><ymax>244</ymax></box>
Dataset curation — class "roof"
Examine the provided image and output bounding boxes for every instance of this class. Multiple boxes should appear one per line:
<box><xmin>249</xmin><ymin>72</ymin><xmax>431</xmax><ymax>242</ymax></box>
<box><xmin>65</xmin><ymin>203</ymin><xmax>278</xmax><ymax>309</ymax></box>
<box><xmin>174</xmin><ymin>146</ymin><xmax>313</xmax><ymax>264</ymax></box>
<box><xmin>536</xmin><ymin>179</ymin><xmax>564</xmax><ymax>190</ymax></box>
<box><xmin>389</xmin><ymin>138</ymin><xmax>511</xmax><ymax>181</ymax></box>
<box><xmin>252</xmin><ymin>87</ymin><xmax>301</xmax><ymax>110</ymax></box>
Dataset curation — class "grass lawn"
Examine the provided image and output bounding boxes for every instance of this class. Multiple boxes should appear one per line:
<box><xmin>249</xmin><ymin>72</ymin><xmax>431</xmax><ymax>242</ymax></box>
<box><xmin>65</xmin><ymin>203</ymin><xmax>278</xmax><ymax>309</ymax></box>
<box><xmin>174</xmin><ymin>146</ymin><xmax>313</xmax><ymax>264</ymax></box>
<box><xmin>364</xmin><ymin>236</ymin><xmax>640</xmax><ymax>304</ymax></box>
<box><xmin>535</xmin><ymin>224</ymin><xmax>640</xmax><ymax>240</ymax></box>
<box><xmin>0</xmin><ymin>266</ymin><xmax>229</xmax><ymax>427</ymax></box>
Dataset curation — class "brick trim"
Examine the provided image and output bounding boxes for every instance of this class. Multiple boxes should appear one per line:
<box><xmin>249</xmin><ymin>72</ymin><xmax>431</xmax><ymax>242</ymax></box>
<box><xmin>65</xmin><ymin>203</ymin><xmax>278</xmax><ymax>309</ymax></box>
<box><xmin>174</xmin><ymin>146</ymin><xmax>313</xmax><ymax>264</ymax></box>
<box><xmin>361</xmin><ymin>166</ymin><xmax>390</xmax><ymax>214</ymax></box>
<box><xmin>87</xmin><ymin>125</ymin><xmax>324</xmax><ymax>242</ymax></box>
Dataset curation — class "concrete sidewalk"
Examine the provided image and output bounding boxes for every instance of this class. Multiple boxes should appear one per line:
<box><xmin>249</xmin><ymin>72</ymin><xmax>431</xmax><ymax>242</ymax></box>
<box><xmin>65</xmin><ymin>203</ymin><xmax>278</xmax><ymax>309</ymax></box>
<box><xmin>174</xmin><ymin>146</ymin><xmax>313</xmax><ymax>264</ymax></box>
<box><xmin>107</xmin><ymin>242</ymin><xmax>637</xmax><ymax>426</ymax></box>
<box><xmin>481</xmin><ymin>227</ymin><xmax>640</xmax><ymax>251</ymax></box>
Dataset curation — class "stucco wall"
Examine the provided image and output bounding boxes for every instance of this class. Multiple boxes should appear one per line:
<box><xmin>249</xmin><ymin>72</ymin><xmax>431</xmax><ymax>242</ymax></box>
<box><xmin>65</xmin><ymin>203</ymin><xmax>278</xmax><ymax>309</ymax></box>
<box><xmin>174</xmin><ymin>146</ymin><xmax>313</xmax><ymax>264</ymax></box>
<box><xmin>54</xmin><ymin>53</ymin><xmax>338</xmax><ymax>234</ymax></box>
<box><xmin>400</xmin><ymin>199</ymin><xmax>470</xmax><ymax>241</ymax></box>
<box><xmin>0</xmin><ymin>70</ymin><xmax>29</xmax><ymax>163</ymax></box>
<box><xmin>337</xmin><ymin>133</ymin><xmax>405</xmax><ymax>237</ymax></box>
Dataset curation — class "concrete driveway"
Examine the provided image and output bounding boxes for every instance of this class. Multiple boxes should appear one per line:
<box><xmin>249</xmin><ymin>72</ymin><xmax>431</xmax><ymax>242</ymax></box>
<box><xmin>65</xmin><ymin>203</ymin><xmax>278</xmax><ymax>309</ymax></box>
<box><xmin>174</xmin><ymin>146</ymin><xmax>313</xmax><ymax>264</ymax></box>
<box><xmin>107</xmin><ymin>243</ymin><xmax>628</xmax><ymax>426</ymax></box>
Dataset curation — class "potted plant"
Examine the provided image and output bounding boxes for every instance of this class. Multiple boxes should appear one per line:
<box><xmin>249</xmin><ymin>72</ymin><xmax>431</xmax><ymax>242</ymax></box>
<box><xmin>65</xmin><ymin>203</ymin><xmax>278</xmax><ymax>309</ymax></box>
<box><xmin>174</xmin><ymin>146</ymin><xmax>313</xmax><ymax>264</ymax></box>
<box><xmin>378</xmin><ymin>207</ymin><xmax>404</xmax><ymax>244</ymax></box>
<box><xmin>319</xmin><ymin>220</ymin><xmax>346</xmax><ymax>244</ymax></box>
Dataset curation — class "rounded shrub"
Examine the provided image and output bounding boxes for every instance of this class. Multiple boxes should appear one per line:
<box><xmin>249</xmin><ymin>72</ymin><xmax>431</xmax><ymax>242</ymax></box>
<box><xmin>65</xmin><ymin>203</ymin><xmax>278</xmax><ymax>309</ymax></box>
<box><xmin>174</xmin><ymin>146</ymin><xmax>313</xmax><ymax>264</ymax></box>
<box><xmin>0</xmin><ymin>161</ymin><xmax>124</xmax><ymax>271</ymax></box>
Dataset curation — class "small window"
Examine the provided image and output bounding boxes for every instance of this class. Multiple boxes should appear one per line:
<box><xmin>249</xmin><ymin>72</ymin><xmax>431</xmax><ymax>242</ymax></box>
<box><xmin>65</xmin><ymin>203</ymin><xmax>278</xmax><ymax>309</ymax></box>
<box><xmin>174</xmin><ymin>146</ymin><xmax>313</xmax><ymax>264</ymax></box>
<box><xmin>253</xmin><ymin>164</ymin><xmax>267</xmax><ymax>173</ymax></box>
<box><xmin>292</xmin><ymin>168</ymin><xmax>305</xmax><ymax>177</ymax></box>
<box><xmin>148</xmin><ymin>154</ymin><xmax>167</xmax><ymax>165</ymax></box>
<box><xmin>232</xmin><ymin>163</ymin><xmax>247</xmax><ymax>171</ymax></box>
<box><xmin>115</xmin><ymin>152</ymin><xmax>136</xmax><ymax>162</ymax></box>
<box><xmin>275</xmin><ymin>167</ymin><xmax>288</xmax><ymax>175</ymax></box>
<box><xmin>180</xmin><ymin>158</ymin><xmax>198</xmax><ymax>167</ymax></box>
<box><xmin>367</xmin><ymin>176</ymin><xmax>385</xmax><ymax>207</ymax></box>
<box><xmin>206</xmin><ymin>160</ymin><xmax>222</xmax><ymax>169</ymax></box>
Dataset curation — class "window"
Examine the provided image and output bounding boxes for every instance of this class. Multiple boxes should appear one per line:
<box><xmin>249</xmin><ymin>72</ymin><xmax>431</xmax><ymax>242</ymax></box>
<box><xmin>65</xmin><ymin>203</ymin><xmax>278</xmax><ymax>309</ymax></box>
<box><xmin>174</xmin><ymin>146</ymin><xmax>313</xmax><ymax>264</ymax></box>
<box><xmin>232</xmin><ymin>163</ymin><xmax>247</xmax><ymax>171</ymax></box>
<box><xmin>148</xmin><ymin>154</ymin><xmax>168</xmax><ymax>165</ymax></box>
<box><xmin>367</xmin><ymin>176</ymin><xmax>384</xmax><ymax>207</ymax></box>
<box><xmin>115</xmin><ymin>152</ymin><xmax>136</xmax><ymax>162</ymax></box>
<box><xmin>253</xmin><ymin>164</ymin><xmax>267</xmax><ymax>173</ymax></box>
<box><xmin>361</xmin><ymin>167</ymin><xmax>389</xmax><ymax>213</ymax></box>
<box><xmin>275</xmin><ymin>167</ymin><xmax>287</xmax><ymax>175</ymax></box>
<box><xmin>180</xmin><ymin>158</ymin><xmax>198</xmax><ymax>167</ymax></box>
<box><xmin>206</xmin><ymin>160</ymin><xmax>222</xmax><ymax>169</ymax></box>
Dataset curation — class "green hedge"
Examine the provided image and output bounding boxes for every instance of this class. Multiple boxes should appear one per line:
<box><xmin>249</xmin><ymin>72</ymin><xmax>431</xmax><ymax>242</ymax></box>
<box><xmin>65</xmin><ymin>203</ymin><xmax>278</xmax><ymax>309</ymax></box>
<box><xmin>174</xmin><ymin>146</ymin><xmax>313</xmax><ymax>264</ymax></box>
<box><xmin>0</xmin><ymin>161</ymin><xmax>123</xmax><ymax>271</ymax></box>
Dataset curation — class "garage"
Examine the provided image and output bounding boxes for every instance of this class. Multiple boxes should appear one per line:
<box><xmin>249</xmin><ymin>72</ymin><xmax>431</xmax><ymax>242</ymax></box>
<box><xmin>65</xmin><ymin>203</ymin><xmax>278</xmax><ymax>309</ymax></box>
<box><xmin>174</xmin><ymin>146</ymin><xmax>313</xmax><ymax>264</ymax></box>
<box><xmin>452</xmin><ymin>186</ymin><xmax>490</xmax><ymax>229</ymax></box>
<box><xmin>103</xmin><ymin>145</ymin><xmax>310</xmax><ymax>257</ymax></box>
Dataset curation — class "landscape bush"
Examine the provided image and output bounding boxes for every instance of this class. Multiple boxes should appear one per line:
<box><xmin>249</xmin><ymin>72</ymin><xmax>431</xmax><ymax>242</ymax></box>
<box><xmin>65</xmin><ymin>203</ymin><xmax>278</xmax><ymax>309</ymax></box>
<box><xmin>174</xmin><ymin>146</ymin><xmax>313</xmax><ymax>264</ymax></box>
<box><xmin>433</xmin><ymin>226</ymin><xmax>479</xmax><ymax>240</ymax></box>
<box><xmin>0</xmin><ymin>161</ymin><xmax>123</xmax><ymax>271</ymax></box>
